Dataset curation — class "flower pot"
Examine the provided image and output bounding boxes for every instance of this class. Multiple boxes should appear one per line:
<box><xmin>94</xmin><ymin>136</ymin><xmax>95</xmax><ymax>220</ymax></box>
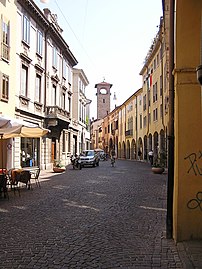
<box><xmin>152</xmin><ymin>167</ymin><xmax>165</xmax><ymax>174</ymax></box>
<box><xmin>53</xmin><ymin>167</ymin><xmax>65</xmax><ymax>173</ymax></box>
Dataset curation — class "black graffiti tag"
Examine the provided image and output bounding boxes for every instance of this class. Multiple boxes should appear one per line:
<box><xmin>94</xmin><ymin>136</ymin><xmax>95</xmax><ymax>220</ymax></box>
<box><xmin>187</xmin><ymin>192</ymin><xmax>202</xmax><ymax>211</ymax></box>
<box><xmin>184</xmin><ymin>151</ymin><xmax>202</xmax><ymax>176</ymax></box>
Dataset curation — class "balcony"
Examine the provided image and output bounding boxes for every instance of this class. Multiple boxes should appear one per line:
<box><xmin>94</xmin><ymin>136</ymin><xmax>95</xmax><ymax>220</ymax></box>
<box><xmin>125</xmin><ymin>130</ymin><xmax>133</xmax><ymax>137</ymax></box>
<box><xmin>45</xmin><ymin>106</ymin><xmax>70</xmax><ymax>120</ymax></box>
<box><xmin>45</xmin><ymin>106</ymin><xmax>70</xmax><ymax>138</ymax></box>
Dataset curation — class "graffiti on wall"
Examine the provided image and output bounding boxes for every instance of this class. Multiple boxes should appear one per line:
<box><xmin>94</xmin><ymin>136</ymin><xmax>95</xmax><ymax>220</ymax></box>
<box><xmin>187</xmin><ymin>192</ymin><xmax>202</xmax><ymax>211</ymax></box>
<box><xmin>184</xmin><ymin>151</ymin><xmax>202</xmax><ymax>176</ymax></box>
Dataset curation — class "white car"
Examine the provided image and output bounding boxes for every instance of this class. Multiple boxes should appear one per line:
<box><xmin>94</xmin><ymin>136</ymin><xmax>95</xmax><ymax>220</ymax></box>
<box><xmin>80</xmin><ymin>150</ymin><xmax>100</xmax><ymax>167</ymax></box>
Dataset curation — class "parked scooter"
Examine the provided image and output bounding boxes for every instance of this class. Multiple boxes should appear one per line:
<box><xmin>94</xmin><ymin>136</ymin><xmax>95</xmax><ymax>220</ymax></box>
<box><xmin>70</xmin><ymin>155</ymin><xmax>82</xmax><ymax>170</ymax></box>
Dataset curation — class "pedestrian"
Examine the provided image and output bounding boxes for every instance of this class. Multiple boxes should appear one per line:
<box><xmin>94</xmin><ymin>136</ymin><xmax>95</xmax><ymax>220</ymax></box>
<box><xmin>148</xmin><ymin>150</ymin><xmax>154</xmax><ymax>165</ymax></box>
<box><xmin>138</xmin><ymin>149</ymin><xmax>142</xmax><ymax>160</ymax></box>
<box><xmin>110</xmin><ymin>148</ymin><xmax>116</xmax><ymax>167</ymax></box>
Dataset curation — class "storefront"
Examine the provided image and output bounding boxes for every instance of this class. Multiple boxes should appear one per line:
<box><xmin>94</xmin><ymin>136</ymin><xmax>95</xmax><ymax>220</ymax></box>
<box><xmin>21</xmin><ymin>138</ymin><xmax>40</xmax><ymax>167</ymax></box>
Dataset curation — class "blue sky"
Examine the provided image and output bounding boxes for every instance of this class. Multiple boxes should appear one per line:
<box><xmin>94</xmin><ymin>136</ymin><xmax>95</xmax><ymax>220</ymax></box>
<box><xmin>35</xmin><ymin>0</ymin><xmax>163</xmax><ymax>118</ymax></box>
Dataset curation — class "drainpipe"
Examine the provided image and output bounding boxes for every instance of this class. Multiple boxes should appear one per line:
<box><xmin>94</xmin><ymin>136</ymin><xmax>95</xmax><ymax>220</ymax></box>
<box><xmin>166</xmin><ymin>0</ymin><xmax>175</xmax><ymax>239</ymax></box>
<box><xmin>196</xmin><ymin>10</ymin><xmax>202</xmax><ymax>111</ymax></box>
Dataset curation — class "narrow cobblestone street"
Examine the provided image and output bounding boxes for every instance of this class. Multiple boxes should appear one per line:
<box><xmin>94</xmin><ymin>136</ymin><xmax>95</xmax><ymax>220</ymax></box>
<box><xmin>0</xmin><ymin>160</ymin><xmax>183</xmax><ymax>268</ymax></box>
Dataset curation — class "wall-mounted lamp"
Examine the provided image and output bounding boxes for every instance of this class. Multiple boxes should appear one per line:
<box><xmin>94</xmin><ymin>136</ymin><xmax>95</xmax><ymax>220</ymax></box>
<box><xmin>196</xmin><ymin>65</ymin><xmax>202</xmax><ymax>85</ymax></box>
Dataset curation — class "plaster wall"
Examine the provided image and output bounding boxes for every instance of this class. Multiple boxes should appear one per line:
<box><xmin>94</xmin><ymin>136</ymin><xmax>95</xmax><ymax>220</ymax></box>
<box><xmin>173</xmin><ymin>0</ymin><xmax>202</xmax><ymax>241</ymax></box>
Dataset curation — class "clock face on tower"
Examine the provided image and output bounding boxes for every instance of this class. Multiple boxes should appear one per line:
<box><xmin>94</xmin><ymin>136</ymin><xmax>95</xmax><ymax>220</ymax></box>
<box><xmin>99</xmin><ymin>88</ymin><xmax>107</xmax><ymax>95</ymax></box>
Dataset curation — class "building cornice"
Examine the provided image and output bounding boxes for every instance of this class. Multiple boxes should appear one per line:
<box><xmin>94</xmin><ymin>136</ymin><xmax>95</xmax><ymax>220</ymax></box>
<box><xmin>17</xmin><ymin>0</ymin><xmax>78</xmax><ymax>67</ymax></box>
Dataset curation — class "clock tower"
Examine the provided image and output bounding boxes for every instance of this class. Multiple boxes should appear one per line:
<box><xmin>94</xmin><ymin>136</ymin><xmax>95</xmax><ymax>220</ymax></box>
<box><xmin>95</xmin><ymin>80</ymin><xmax>113</xmax><ymax>120</ymax></box>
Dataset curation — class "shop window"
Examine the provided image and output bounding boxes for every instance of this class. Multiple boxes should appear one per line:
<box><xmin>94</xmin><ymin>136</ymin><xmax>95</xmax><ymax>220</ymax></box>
<box><xmin>21</xmin><ymin>138</ymin><xmax>40</xmax><ymax>167</ymax></box>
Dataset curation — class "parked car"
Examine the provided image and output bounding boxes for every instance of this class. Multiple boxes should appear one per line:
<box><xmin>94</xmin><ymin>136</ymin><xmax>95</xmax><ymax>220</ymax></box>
<box><xmin>80</xmin><ymin>150</ymin><xmax>100</xmax><ymax>167</ymax></box>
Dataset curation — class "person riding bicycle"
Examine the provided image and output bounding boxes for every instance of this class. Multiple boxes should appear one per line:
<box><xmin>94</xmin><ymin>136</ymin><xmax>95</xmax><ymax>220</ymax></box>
<box><xmin>110</xmin><ymin>148</ymin><xmax>116</xmax><ymax>167</ymax></box>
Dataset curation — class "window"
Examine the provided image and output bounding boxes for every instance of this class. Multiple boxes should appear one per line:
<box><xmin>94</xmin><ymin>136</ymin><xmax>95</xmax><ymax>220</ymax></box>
<box><xmin>52</xmin><ymin>46</ymin><xmax>57</xmax><ymax>68</ymax></box>
<box><xmin>62</xmin><ymin>131</ymin><xmax>65</xmax><ymax>152</ymax></box>
<box><xmin>68</xmin><ymin>66</ymin><xmax>71</xmax><ymax>84</ymax></box>
<box><xmin>21</xmin><ymin>65</ymin><xmax>28</xmax><ymax>96</ymax></box>
<box><xmin>2</xmin><ymin>20</ymin><xmax>10</xmax><ymax>60</ymax></box>
<box><xmin>52</xmin><ymin>84</ymin><xmax>56</xmax><ymax>105</ymax></box>
<box><xmin>103</xmin><ymin>99</ymin><xmax>105</xmax><ymax>103</ymax></box>
<box><xmin>61</xmin><ymin>92</ymin><xmax>65</xmax><ymax>110</ymax></box>
<box><xmin>63</xmin><ymin>59</ymin><xmax>67</xmax><ymax>79</ymax></box>
<box><xmin>36</xmin><ymin>30</ymin><xmax>43</xmax><ymax>56</ymax></box>
<box><xmin>157</xmin><ymin>53</ymin><xmax>159</xmax><ymax>66</ymax></box>
<box><xmin>23</xmin><ymin>15</ymin><xmax>30</xmax><ymax>44</ymax></box>
<box><xmin>153</xmin><ymin>108</ymin><xmax>158</xmax><ymax>121</ymax></box>
<box><xmin>143</xmin><ymin>116</ymin><xmax>147</xmax><ymax>128</ymax></box>
<box><xmin>160</xmin><ymin>75</ymin><xmax>163</xmax><ymax>96</ymax></box>
<box><xmin>35</xmin><ymin>74</ymin><xmax>41</xmax><ymax>102</ymax></box>
<box><xmin>1</xmin><ymin>74</ymin><xmax>9</xmax><ymax>101</ymax></box>
<box><xmin>79</xmin><ymin>101</ymin><xmax>82</xmax><ymax>121</ymax></box>
<box><xmin>140</xmin><ymin>114</ymin><xmax>142</xmax><ymax>129</ymax></box>
<box><xmin>139</xmin><ymin>95</ymin><xmax>142</xmax><ymax>106</ymax></box>
<box><xmin>143</xmin><ymin>94</ymin><xmax>146</xmax><ymax>111</ymax></box>
<box><xmin>160</xmin><ymin>104</ymin><xmax>163</xmax><ymax>118</ymax></box>
<box><xmin>68</xmin><ymin>97</ymin><xmax>71</xmax><ymax>113</ymax></box>
<box><xmin>154</xmin><ymin>59</ymin><xmax>156</xmax><ymax>70</ymax></box>
<box><xmin>68</xmin><ymin>132</ymin><xmax>70</xmax><ymax>152</ymax></box>
<box><xmin>153</xmin><ymin>82</ymin><xmax>158</xmax><ymax>102</ymax></box>
<box><xmin>127</xmin><ymin>117</ymin><xmax>133</xmax><ymax>131</ymax></box>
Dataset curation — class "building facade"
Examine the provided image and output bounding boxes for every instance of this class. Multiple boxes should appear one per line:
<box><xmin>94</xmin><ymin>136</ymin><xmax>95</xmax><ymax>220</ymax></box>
<box><xmin>171</xmin><ymin>0</ymin><xmax>202</xmax><ymax>242</ymax></box>
<box><xmin>70</xmin><ymin>68</ymin><xmax>91</xmax><ymax>155</ymax></box>
<box><xmin>0</xmin><ymin>0</ymin><xmax>90</xmax><ymax>171</ymax></box>
<box><xmin>0</xmin><ymin>0</ymin><xmax>17</xmax><ymax>169</ymax></box>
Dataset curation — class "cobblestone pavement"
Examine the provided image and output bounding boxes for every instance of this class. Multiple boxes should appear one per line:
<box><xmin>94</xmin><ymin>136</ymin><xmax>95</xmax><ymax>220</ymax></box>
<box><xmin>0</xmin><ymin>160</ymin><xmax>200</xmax><ymax>268</ymax></box>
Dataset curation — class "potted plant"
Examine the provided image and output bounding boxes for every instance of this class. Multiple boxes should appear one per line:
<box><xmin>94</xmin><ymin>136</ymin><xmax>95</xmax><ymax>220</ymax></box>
<box><xmin>53</xmin><ymin>160</ymin><xmax>66</xmax><ymax>173</ymax></box>
<box><xmin>151</xmin><ymin>150</ymin><xmax>167</xmax><ymax>174</ymax></box>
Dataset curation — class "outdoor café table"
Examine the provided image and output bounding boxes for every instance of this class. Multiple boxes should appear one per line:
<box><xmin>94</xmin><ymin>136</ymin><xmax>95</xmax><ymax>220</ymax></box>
<box><xmin>21</xmin><ymin>166</ymin><xmax>40</xmax><ymax>188</ymax></box>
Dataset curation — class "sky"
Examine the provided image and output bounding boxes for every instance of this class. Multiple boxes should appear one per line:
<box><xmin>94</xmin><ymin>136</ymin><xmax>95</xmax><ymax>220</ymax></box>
<box><xmin>35</xmin><ymin>0</ymin><xmax>163</xmax><ymax>119</ymax></box>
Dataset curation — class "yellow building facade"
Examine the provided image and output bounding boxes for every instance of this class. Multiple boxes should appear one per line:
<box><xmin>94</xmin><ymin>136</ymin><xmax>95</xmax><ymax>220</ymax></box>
<box><xmin>172</xmin><ymin>0</ymin><xmax>202</xmax><ymax>241</ymax></box>
<box><xmin>140</xmin><ymin>16</ymin><xmax>169</xmax><ymax>164</ymax></box>
<box><xmin>91</xmin><ymin>0</ymin><xmax>202</xmax><ymax>242</ymax></box>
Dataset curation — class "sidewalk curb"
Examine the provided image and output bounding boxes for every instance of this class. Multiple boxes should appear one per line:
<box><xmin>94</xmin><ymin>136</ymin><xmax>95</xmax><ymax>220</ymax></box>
<box><xmin>177</xmin><ymin>242</ymin><xmax>195</xmax><ymax>269</ymax></box>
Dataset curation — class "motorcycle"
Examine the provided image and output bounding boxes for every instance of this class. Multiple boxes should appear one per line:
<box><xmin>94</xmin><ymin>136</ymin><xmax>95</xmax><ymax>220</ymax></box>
<box><xmin>70</xmin><ymin>155</ymin><xmax>82</xmax><ymax>170</ymax></box>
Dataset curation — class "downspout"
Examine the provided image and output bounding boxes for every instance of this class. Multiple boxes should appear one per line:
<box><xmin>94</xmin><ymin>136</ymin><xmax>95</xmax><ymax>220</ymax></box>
<box><xmin>146</xmin><ymin>66</ymin><xmax>150</xmax><ymax>157</ymax></box>
<box><xmin>166</xmin><ymin>0</ymin><xmax>175</xmax><ymax>239</ymax></box>
<box><xmin>196</xmin><ymin>10</ymin><xmax>202</xmax><ymax>112</ymax></box>
<box><xmin>160</xmin><ymin>40</ymin><xmax>166</xmax><ymax>132</ymax></box>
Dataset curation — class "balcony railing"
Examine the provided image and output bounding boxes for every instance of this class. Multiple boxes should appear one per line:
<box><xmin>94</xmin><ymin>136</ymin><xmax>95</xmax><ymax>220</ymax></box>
<box><xmin>45</xmin><ymin>106</ymin><xmax>70</xmax><ymax>120</ymax></box>
<box><xmin>125</xmin><ymin>129</ymin><xmax>133</xmax><ymax>137</ymax></box>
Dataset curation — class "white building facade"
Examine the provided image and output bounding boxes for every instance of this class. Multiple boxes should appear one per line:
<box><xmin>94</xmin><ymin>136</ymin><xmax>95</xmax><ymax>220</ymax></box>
<box><xmin>70</xmin><ymin>68</ymin><xmax>91</xmax><ymax>155</ymax></box>
<box><xmin>0</xmin><ymin>0</ymin><xmax>91</xmax><ymax>171</ymax></box>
